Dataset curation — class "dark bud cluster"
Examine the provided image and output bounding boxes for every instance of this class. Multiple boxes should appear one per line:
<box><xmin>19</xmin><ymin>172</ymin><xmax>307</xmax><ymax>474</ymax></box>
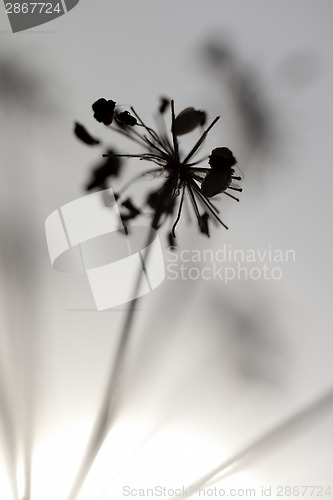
<box><xmin>201</xmin><ymin>147</ymin><xmax>239</xmax><ymax>198</ymax></box>
<box><xmin>115</xmin><ymin>110</ymin><xmax>137</xmax><ymax>127</ymax></box>
<box><xmin>208</xmin><ymin>147</ymin><xmax>236</xmax><ymax>169</ymax></box>
<box><xmin>92</xmin><ymin>98</ymin><xmax>116</xmax><ymax>125</ymax></box>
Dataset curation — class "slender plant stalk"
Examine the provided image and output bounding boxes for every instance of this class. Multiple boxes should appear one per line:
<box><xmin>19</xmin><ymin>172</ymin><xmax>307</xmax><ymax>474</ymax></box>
<box><xmin>166</xmin><ymin>387</ymin><xmax>333</xmax><ymax>499</ymax></box>
<box><xmin>68</xmin><ymin>221</ymin><xmax>158</xmax><ymax>500</ymax></box>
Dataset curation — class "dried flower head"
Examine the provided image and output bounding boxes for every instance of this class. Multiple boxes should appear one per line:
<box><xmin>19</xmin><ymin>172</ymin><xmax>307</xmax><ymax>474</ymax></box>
<box><xmin>76</xmin><ymin>97</ymin><xmax>242</xmax><ymax>243</ymax></box>
<box><xmin>92</xmin><ymin>98</ymin><xmax>116</xmax><ymax>125</ymax></box>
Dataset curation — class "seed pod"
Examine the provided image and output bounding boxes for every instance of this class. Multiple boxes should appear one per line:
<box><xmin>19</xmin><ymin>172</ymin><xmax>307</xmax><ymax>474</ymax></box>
<box><xmin>74</xmin><ymin>122</ymin><xmax>100</xmax><ymax>146</ymax></box>
<box><xmin>116</xmin><ymin>110</ymin><xmax>137</xmax><ymax>126</ymax></box>
<box><xmin>201</xmin><ymin>168</ymin><xmax>232</xmax><ymax>198</ymax></box>
<box><xmin>159</xmin><ymin>97</ymin><xmax>170</xmax><ymax>114</ymax></box>
<box><xmin>199</xmin><ymin>212</ymin><xmax>210</xmax><ymax>236</ymax></box>
<box><xmin>209</xmin><ymin>147</ymin><xmax>236</xmax><ymax>170</ymax></box>
<box><xmin>172</xmin><ymin>107</ymin><xmax>206</xmax><ymax>136</ymax></box>
<box><xmin>168</xmin><ymin>231</ymin><xmax>177</xmax><ymax>249</ymax></box>
<box><xmin>92</xmin><ymin>98</ymin><xmax>116</xmax><ymax>125</ymax></box>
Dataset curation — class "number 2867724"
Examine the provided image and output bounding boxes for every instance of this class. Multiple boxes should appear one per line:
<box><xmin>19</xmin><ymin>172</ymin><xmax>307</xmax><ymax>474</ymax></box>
<box><xmin>5</xmin><ymin>3</ymin><xmax>61</xmax><ymax>14</ymax></box>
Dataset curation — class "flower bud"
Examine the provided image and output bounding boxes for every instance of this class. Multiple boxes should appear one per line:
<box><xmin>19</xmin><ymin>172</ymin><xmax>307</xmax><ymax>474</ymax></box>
<box><xmin>172</xmin><ymin>107</ymin><xmax>206</xmax><ymax>136</ymax></box>
<box><xmin>159</xmin><ymin>97</ymin><xmax>170</xmax><ymax>114</ymax></box>
<box><xmin>116</xmin><ymin>110</ymin><xmax>137</xmax><ymax>126</ymax></box>
<box><xmin>92</xmin><ymin>98</ymin><xmax>116</xmax><ymax>125</ymax></box>
<box><xmin>208</xmin><ymin>147</ymin><xmax>236</xmax><ymax>169</ymax></box>
<box><xmin>199</xmin><ymin>212</ymin><xmax>210</xmax><ymax>236</ymax></box>
<box><xmin>201</xmin><ymin>169</ymin><xmax>232</xmax><ymax>198</ymax></box>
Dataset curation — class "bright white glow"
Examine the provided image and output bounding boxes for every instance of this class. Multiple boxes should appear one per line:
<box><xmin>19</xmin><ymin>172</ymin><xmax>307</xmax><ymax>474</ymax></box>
<box><xmin>0</xmin><ymin>455</ymin><xmax>13</xmax><ymax>500</ymax></box>
<box><xmin>29</xmin><ymin>416</ymin><xmax>248</xmax><ymax>500</ymax></box>
<box><xmin>31</xmin><ymin>423</ymin><xmax>89</xmax><ymax>500</ymax></box>
<box><xmin>16</xmin><ymin>455</ymin><xmax>25</xmax><ymax>500</ymax></box>
<box><xmin>76</xmin><ymin>419</ymin><xmax>232</xmax><ymax>500</ymax></box>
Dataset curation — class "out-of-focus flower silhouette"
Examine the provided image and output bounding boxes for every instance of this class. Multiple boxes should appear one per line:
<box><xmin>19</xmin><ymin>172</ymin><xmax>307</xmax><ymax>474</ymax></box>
<box><xmin>202</xmin><ymin>39</ymin><xmax>279</xmax><ymax>160</ymax></box>
<box><xmin>74</xmin><ymin>122</ymin><xmax>100</xmax><ymax>146</ymax></box>
<box><xmin>209</xmin><ymin>288</ymin><xmax>286</xmax><ymax>385</ymax></box>
<box><xmin>84</xmin><ymin>149</ymin><xmax>122</xmax><ymax>191</ymax></box>
<box><xmin>0</xmin><ymin>56</ymin><xmax>58</xmax><ymax>116</ymax></box>
<box><xmin>0</xmin><ymin>53</ymin><xmax>60</xmax><ymax>500</ymax></box>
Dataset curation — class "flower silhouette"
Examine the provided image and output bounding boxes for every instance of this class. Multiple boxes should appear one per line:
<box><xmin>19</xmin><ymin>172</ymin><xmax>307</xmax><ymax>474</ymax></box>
<box><xmin>76</xmin><ymin>97</ymin><xmax>242</xmax><ymax>242</ymax></box>
<box><xmin>92</xmin><ymin>98</ymin><xmax>116</xmax><ymax>125</ymax></box>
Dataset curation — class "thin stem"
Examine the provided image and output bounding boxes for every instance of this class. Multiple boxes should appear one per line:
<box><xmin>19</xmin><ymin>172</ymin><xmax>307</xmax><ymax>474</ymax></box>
<box><xmin>224</xmin><ymin>191</ymin><xmax>240</xmax><ymax>202</ymax></box>
<box><xmin>102</xmin><ymin>153</ymin><xmax>157</xmax><ymax>159</ymax></box>
<box><xmin>170</xmin><ymin>100</ymin><xmax>179</xmax><ymax>162</ymax></box>
<box><xmin>187</xmin><ymin>184</ymin><xmax>201</xmax><ymax>226</ymax></box>
<box><xmin>166</xmin><ymin>387</ymin><xmax>333</xmax><ymax>499</ymax></box>
<box><xmin>186</xmin><ymin>175</ymin><xmax>220</xmax><ymax>214</ymax></box>
<box><xmin>117</xmin><ymin>168</ymin><xmax>164</xmax><ymax>197</ymax></box>
<box><xmin>186</xmin><ymin>160</ymin><xmax>210</xmax><ymax>170</ymax></box>
<box><xmin>188</xmin><ymin>178</ymin><xmax>228</xmax><ymax>229</ymax></box>
<box><xmin>130</xmin><ymin>107</ymin><xmax>169</xmax><ymax>155</ymax></box>
<box><xmin>68</xmin><ymin>262</ymin><xmax>150</xmax><ymax>500</ymax></box>
<box><xmin>110</xmin><ymin>123</ymin><xmax>149</xmax><ymax>149</ymax></box>
<box><xmin>171</xmin><ymin>185</ymin><xmax>186</xmax><ymax>238</ymax></box>
<box><xmin>186</xmin><ymin>166</ymin><xmax>210</xmax><ymax>172</ymax></box>
<box><xmin>182</xmin><ymin>116</ymin><xmax>220</xmax><ymax>165</ymax></box>
<box><xmin>142</xmin><ymin>134</ymin><xmax>170</xmax><ymax>160</ymax></box>
<box><xmin>68</xmin><ymin>212</ymin><xmax>163</xmax><ymax>500</ymax></box>
<box><xmin>189</xmin><ymin>178</ymin><xmax>220</xmax><ymax>215</ymax></box>
<box><xmin>102</xmin><ymin>153</ymin><xmax>164</xmax><ymax>164</ymax></box>
<box><xmin>190</xmin><ymin>172</ymin><xmax>205</xmax><ymax>183</ymax></box>
<box><xmin>0</xmin><ymin>375</ymin><xmax>19</xmax><ymax>500</ymax></box>
<box><xmin>155</xmin><ymin>112</ymin><xmax>174</xmax><ymax>155</ymax></box>
<box><xmin>189</xmin><ymin>173</ymin><xmax>224</xmax><ymax>215</ymax></box>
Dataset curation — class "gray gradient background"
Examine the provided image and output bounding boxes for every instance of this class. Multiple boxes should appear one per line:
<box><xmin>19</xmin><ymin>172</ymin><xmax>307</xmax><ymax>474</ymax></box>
<box><xmin>0</xmin><ymin>1</ymin><xmax>333</xmax><ymax>499</ymax></box>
